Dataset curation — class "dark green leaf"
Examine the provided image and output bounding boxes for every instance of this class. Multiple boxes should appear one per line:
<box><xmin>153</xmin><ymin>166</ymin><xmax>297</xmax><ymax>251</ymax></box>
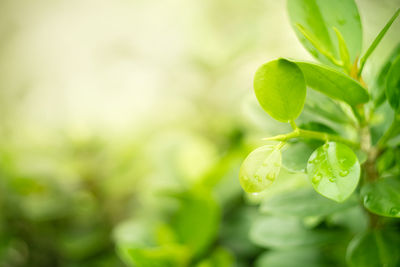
<box><xmin>260</xmin><ymin>187</ymin><xmax>356</xmax><ymax>217</ymax></box>
<box><xmin>239</xmin><ymin>144</ymin><xmax>282</xmax><ymax>193</ymax></box>
<box><xmin>307</xmin><ymin>142</ymin><xmax>360</xmax><ymax>202</ymax></box>
<box><xmin>347</xmin><ymin>230</ymin><xmax>400</xmax><ymax>267</ymax></box>
<box><xmin>296</xmin><ymin>61</ymin><xmax>369</xmax><ymax>106</ymax></box>
<box><xmin>287</xmin><ymin>0</ymin><xmax>362</xmax><ymax>65</ymax></box>
<box><xmin>386</xmin><ymin>55</ymin><xmax>400</xmax><ymax>112</ymax></box>
<box><xmin>254</xmin><ymin>59</ymin><xmax>306</xmax><ymax>122</ymax></box>
<box><xmin>361</xmin><ymin>177</ymin><xmax>400</xmax><ymax>218</ymax></box>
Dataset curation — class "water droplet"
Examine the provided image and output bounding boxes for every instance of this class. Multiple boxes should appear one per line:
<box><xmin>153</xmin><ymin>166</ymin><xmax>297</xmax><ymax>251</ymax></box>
<box><xmin>266</xmin><ymin>174</ymin><xmax>275</xmax><ymax>181</ymax></box>
<box><xmin>329</xmin><ymin>177</ymin><xmax>336</xmax><ymax>183</ymax></box>
<box><xmin>389</xmin><ymin>207</ymin><xmax>400</xmax><ymax>216</ymax></box>
<box><xmin>255</xmin><ymin>175</ymin><xmax>262</xmax><ymax>183</ymax></box>
<box><xmin>323</xmin><ymin>143</ymin><xmax>329</xmax><ymax>150</ymax></box>
<box><xmin>339</xmin><ymin>158</ymin><xmax>346</xmax><ymax>164</ymax></box>
<box><xmin>339</xmin><ymin>170</ymin><xmax>349</xmax><ymax>176</ymax></box>
<box><xmin>364</xmin><ymin>194</ymin><xmax>372</xmax><ymax>203</ymax></box>
<box><xmin>312</xmin><ymin>173</ymin><xmax>322</xmax><ymax>184</ymax></box>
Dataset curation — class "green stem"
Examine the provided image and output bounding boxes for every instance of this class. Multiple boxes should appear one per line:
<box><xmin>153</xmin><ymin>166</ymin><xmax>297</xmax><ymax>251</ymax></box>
<box><xmin>263</xmin><ymin>128</ymin><xmax>359</xmax><ymax>148</ymax></box>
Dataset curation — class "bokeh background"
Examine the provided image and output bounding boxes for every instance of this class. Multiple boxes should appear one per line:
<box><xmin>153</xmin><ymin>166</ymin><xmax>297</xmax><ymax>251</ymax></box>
<box><xmin>0</xmin><ymin>0</ymin><xmax>399</xmax><ymax>266</ymax></box>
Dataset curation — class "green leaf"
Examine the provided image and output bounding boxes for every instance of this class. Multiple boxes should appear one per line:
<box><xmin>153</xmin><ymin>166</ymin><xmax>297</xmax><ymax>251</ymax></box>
<box><xmin>347</xmin><ymin>230</ymin><xmax>400</xmax><ymax>267</ymax></box>
<box><xmin>361</xmin><ymin>177</ymin><xmax>400</xmax><ymax>218</ymax></box>
<box><xmin>333</xmin><ymin>27</ymin><xmax>351</xmax><ymax>72</ymax></box>
<box><xmin>239</xmin><ymin>144</ymin><xmax>282</xmax><ymax>193</ymax></box>
<box><xmin>307</xmin><ymin>142</ymin><xmax>361</xmax><ymax>202</ymax></box>
<box><xmin>386</xmin><ymin>55</ymin><xmax>400</xmax><ymax>112</ymax></box>
<box><xmin>260</xmin><ymin>187</ymin><xmax>356</xmax><ymax>217</ymax></box>
<box><xmin>254</xmin><ymin>58</ymin><xmax>306</xmax><ymax>123</ymax></box>
<box><xmin>358</xmin><ymin>8</ymin><xmax>400</xmax><ymax>76</ymax></box>
<box><xmin>250</xmin><ymin>215</ymin><xmax>338</xmax><ymax>248</ymax></box>
<box><xmin>171</xmin><ymin>188</ymin><xmax>220</xmax><ymax>255</ymax></box>
<box><xmin>296</xmin><ymin>61</ymin><xmax>369</xmax><ymax>105</ymax></box>
<box><xmin>282</xmin><ymin>142</ymin><xmax>314</xmax><ymax>171</ymax></box>
<box><xmin>287</xmin><ymin>0</ymin><xmax>362</xmax><ymax>65</ymax></box>
<box><xmin>372</xmin><ymin>43</ymin><xmax>400</xmax><ymax>107</ymax></box>
<box><xmin>255</xmin><ymin>248</ymin><xmax>324</xmax><ymax>267</ymax></box>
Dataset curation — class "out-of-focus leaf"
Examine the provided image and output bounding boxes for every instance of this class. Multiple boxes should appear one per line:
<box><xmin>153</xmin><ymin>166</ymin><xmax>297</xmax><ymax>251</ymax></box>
<box><xmin>386</xmin><ymin>55</ymin><xmax>400</xmax><ymax>112</ymax></box>
<box><xmin>287</xmin><ymin>0</ymin><xmax>362</xmax><ymax>64</ymax></box>
<box><xmin>358</xmin><ymin>8</ymin><xmax>400</xmax><ymax>75</ymax></box>
<box><xmin>361</xmin><ymin>177</ymin><xmax>400</xmax><ymax>217</ymax></box>
<box><xmin>250</xmin><ymin>215</ymin><xmax>338</xmax><ymax>248</ymax></box>
<box><xmin>195</xmin><ymin>247</ymin><xmax>234</xmax><ymax>267</ymax></box>
<box><xmin>307</xmin><ymin>142</ymin><xmax>360</xmax><ymax>202</ymax></box>
<box><xmin>334</xmin><ymin>27</ymin><xmax>351</xmax><ymax>72</ymax></box>
<box><xmin>347</xmin><ymin>230</ymin><xmax>400</xmax><ymax>267</ymax></box>
<box><xmin>171</xmin><ymin>188</ymin><xmax>220</xmax><ymax>256</ymax></box>
<box><xmin>282</xmin><ymin>142</ymin><xmax>314</xmax><ymax>171</ymax></box>
<box><xmin>239</xmin><ymin>144</ymin><xmax>282</xmax><ymax>193</ymax></box>
<box><xmin>254</xmin><ymin>58</ymin><xmax>306</xmax><ymax>123</ymax></box>
<box><xmin>372</xmin><ymin>43</ymin><xmax>400</xmax><ymax>107</ymax></box>
<box><xmin>260</xmin><ymin>187</ymin><xmax>356</xmax><ymax>217</ymax></box>
<box><xmin>255</xmin><ymin>248</ymin><xmax>323</xmax><ymax>267</ymax></box>
<box><xmin>296</xmin><ymin>61</ymin><xmax>369</xmax><ymax>106</ymax></box>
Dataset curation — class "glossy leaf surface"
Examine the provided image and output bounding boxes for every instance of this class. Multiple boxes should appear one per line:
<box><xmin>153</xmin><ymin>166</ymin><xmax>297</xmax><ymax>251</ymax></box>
<box><xmin>296</xmin><ymin>61</ymin><xmax>369</xmax><ymax>106</ymax></box>
<box><xmin>239</xmin><ymin>145</ymin><xmax>282</xmax><ymax>193</ymax></box>
<box><xmin>307</xmin><ymin>142</ymin><xmax>360</xmax><ymax>202</ymax></box>
<box><xmin>254</xmin><ymin>59</ymin><xmax>306</xmax><ymax>122</ymax></box>
<box><xmin>287</xmin><ymin>0</ymin><xmax>362</xmax><ymax>64</ymax></box>
<box><xmin>361</xmin><ymin>177</ymin><xmax>400</xmax><ymax>218</ymax></box>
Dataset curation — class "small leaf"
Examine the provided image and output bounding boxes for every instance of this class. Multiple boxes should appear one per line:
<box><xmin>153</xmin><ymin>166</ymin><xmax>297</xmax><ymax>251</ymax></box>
<box><xmin>358</xmin><ymin>8</ymin><xmax>400</xmax><ymax>76</ymax></box>
<box><xmin>296</xmin><ymin>61</ymin><xmax>369</xmax><ymax>106</ymax></box>
<box><xmin>239</xmin><ymin>144</ymin><xmax>282</xmax><ymax>193</ymax></box>
<box><xmin>347</xmin><ymin>230</ymin><xmax>400</xmax><ymax>267</ymax></box>
<box><xmin>287</xmin><ymin>0</ymin><xmax>362</xmax><ymax>65</ymax></box>
<box><xmin>386</xmin><ymin>55</ymin><xmax>400</xmax><ymax>112</ymax></box>
<box><xmin>254</xmin><ymin>58</ymin><xmax>306</xmax><ymax>123</ymax></box>
<box><xmin>307</xmin><ymin>142</ymin><xmax>361</xmax><ymax>202</ymax></box>
<box><xmin>361</xmin><ymin>177</ymin><xmax>400</xmax><ymax>218</ymax></box>
<box><xmin>333</xmin><ymin>27</ymin><xmax>351</xmax><ymax>72</ymax></box>
<box><xmin>260</xmin><ymin>187</ymin><xmax>356</xmax><ymax>217</ymax></box>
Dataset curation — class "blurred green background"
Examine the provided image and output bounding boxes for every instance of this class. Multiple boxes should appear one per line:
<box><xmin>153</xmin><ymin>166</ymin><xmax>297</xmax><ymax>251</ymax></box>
<box><xmin>0</xmin><ymin>0</ymin><xmax>399</xmax><ymax>266</ymax></box>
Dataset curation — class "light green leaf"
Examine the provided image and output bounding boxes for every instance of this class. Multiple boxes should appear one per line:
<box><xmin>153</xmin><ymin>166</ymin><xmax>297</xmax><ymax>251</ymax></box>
<box><xmin>250</xmin><ymin>215</ymin><xmax>338</xmax><ymax>248</ymax></box>
<box><xmin>334</xmin><ymin>27</ymin><xmax>351</xmax><ymax>71</ymax></box>
<box><xmin>307</xmin><ymin>142</ymin><xmax>360</xmax><ymax>202</ymax></box>
<box><xmin>361</xmin><ymin>177</ymin><xmax>400</xmax><ymax>218</ymax></box>
<box><xmin>296</xmin><ymin>61</ymin><xmax>369</xmax><ymax>105</ymax></box>
<box><xmin>255</xmin><ymin>248</ymin><xmax>323</xmax><ymax>267</ymax></box>
<box><xmin>239</xmin><ymin>144</ymin><xmax>282</xmax><ymax>193</ymax></box>
<box><xmin>347</xmin><ymin>230</ymin><xmax>400</xmax><ymax>267</ymax></box>
<box><xmin>260</xmin><ymin>187</ymin><xmax>356</xmax><ymax>217</ymax></box>
<box><xmin>386</xmin><ymin>55</ymin><xmax>400</xmax><ymax>112</ymax></box>
<box><xmin>287</xmin><ymin>0</ymin><xmax>362</xmax><ymax>65</ymax></box>
<box><xmin>254</xmin><ymin>58</ymin><xmax>306</xmax><ymax>123</ymax></box>
<box><xmin>282</xmin><ymin>142</ymin><xmax>314</xmax><ymax>171</ymax></box>
<box><xmin>358</xmin><ymin>8</ymin><xmax>400</xmax><ymax>76</ymax></box>
<box><xmin>171</xmin><ymin>188</ymin><xmax>220</xmax><ymax>256</ymax></box>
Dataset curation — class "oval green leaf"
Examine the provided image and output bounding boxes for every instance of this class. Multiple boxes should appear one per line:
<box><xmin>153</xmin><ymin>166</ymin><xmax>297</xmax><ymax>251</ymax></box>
<box><xmin>254</xmin><ymin>59</ymin><xmax>306</xmax><ymax>123</ymax></box>
<box><xmin>287</xmin><ymin>0</ymin><xmax>362</xmax><ymax>65</ymax></box>
<box><xmin>347</xmin><ymin>230</ymin><xmax>400</xmax><ymax>267</ymax></box>
<box><xmin>296</xmin><ymin>61</ymin><xmax>369</xmax><ymax>106</ymax></box>
<box><xmin>361</xmin><ymin>177</ymin><xmax>400</xmax><ymax>218</ymax></box>
<box><xmin>306</xmin><ymin>142</ymin><xmax>360</xmax><ymax>202</ymax></box>
<box><xmin>239</xmin><ymin>145</ymin><xmax>282</xmax><ymax>193</ymax></box>
<box><xmin>386</xmin><ymin>55</ymin><xmax>400</xmax><ymax>112</ymax></box>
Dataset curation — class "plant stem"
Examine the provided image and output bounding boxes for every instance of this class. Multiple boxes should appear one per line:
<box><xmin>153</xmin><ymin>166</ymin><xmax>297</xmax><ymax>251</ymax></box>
<box><xmin>262</xmin><ymin>128</ymin><xmax>359</xmax><ymax>148</ymax></box>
